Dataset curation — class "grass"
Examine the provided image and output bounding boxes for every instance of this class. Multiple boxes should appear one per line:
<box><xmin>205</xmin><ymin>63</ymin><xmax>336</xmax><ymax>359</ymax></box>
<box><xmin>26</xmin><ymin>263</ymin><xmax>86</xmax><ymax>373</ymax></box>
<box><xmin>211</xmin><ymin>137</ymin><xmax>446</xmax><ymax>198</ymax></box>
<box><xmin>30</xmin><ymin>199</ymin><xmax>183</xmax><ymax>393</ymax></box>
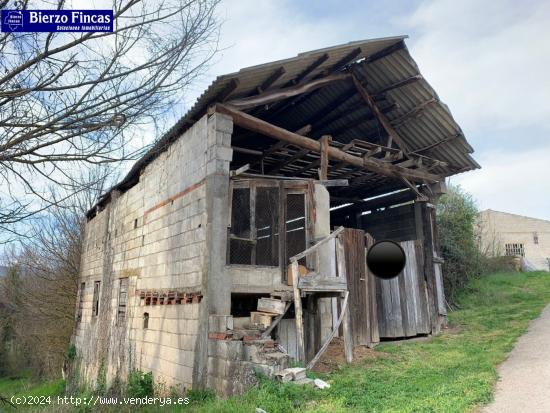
<box><xmin>1</xmin><ymin>271</ymin><xmax>550</xmax><ymax>412</ymax></box>
<box><xmin>186</xmin><ymin>271</ymin><xmax>550</xmax><ymax>413</ymax></box>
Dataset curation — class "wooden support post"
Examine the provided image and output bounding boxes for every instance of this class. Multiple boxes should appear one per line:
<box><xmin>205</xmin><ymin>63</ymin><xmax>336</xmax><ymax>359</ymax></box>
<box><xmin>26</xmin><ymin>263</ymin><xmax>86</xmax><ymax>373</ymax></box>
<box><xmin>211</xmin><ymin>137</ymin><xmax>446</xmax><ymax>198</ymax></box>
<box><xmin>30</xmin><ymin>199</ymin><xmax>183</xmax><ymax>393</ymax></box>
<box><xmin>291</xmin><ymin>260</ymin><xmax>306</xmax><ymax>363</ymax></box>
<box><xmin>336</xmin><ymin>235</ymin><xmax>353</xmax><ymax>363</ymax></box>
<box><xmin>306</xmin><ymin>291</ymin><xmax>350</xmax><ymax>370</ymax></box>
<box><xmin>342</xmin><ymin>302</ymin><xmax>353</xmax><ymax>363</ymax></box>
<box><xmin>365</xmin><ymin>233</ymin><xmax>380</xmax><ymax>345</ymax></box>
<box><xmin>319</xmin><ymin>135</ymin><xmax>331</xmax><ymax>180</ymax></box>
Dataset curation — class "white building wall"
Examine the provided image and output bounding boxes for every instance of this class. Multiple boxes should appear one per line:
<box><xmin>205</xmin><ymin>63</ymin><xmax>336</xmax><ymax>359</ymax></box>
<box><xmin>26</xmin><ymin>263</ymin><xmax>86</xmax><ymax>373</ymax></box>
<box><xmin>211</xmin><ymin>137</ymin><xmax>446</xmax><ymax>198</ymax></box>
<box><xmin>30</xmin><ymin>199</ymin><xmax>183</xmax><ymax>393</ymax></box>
<box><xmin>477</xmin><ymin>209</ymin><xmax>550</xmax><ymax>271</ymax></box>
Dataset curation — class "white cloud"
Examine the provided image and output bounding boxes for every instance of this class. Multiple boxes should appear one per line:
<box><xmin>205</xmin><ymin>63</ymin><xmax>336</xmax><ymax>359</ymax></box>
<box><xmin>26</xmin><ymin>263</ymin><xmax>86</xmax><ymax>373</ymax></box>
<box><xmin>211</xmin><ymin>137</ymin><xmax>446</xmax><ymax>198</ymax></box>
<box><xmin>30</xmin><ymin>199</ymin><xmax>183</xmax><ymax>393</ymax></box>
<box><xmin>182</xmin><ymin>0</ymin><xmax>360</xmax><ymax>107</ymax></box>
<box><xmin>452</xmin><ymin>147</ymin><xmax>550</xmax><ymax>220</ymax></box>
<box><xmin>403</xmin><ymin>0</ymin><xmax>550</xmax><ymax>132</ymax></box>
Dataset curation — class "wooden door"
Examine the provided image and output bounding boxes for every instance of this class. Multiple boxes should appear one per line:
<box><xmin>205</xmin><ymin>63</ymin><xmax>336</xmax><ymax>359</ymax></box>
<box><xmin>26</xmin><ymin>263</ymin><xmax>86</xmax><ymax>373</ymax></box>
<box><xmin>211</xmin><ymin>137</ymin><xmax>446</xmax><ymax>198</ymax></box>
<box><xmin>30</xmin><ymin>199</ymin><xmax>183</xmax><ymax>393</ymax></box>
<box><xmin>375</xmin><ymin>240</ymin><xmax>431</xmax><ymax>338</ymax></box>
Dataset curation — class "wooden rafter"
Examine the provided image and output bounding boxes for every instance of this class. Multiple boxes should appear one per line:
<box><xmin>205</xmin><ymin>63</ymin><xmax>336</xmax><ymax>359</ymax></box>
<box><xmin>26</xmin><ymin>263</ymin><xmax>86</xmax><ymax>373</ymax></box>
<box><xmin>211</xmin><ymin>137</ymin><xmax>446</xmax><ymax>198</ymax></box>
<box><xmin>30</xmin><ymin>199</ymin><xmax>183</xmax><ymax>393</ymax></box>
<box><xmin>411</xmin><ymin>134</ymin><xmax>461</xmax><ymax>154</ymax></box>
<box><xmin>225</xmin><ymin>73</ymin><xmax>350</xmax><ymax>110</ymax></box>
<box><xmin>206</xmin><ymin>78</ymin><xmax>239</xmax><ymax>107</ymax></box>
<box><xmin>391</xmin><ymin>98</ymin><xmax>438</xmax><ymax>128</ymax></box>
<box><xmin>257</xmin><ymin>67</ymin><xmax>286</xmax><ymax>93</ymax></box>
<box><xmin>212</xmin><ymin>104</ymin><xmax>441</xmax><ymax>183</ymax></box>
<box><xmin>320</xmin><ymin>103</ymin><xmax>396</xmax><ymax>138</ymax></box>
<box><xmin>372</xmin><ymin>75</ymin><xmax>422</xmax><ymax>97</ymax></box>
<box><xmin>266</xmin><ymin>48</ymin><xmax>363</xmax><ymax>118</ymax></box>
<box><xmin>352</xmin><ymin>73</ymin><xmax>410</xmax><ymax>154</ymax></box>
<box><xmin>248</xmin><ymin>124</ymin><xmax>312</xmax><ymax>170</ymax></box>
<box><xmin>364</xmin><ymin>39</ymin><xmax>406</xmax><ymax>63</ymax></box>
<box><xmin>267</xmin><ymin>148</ymin><xmax>310</xmax><ymax>174</ymax></box>
<box><xmin>292</xmin><ymin>53</ymin><xmax>329</xmax><ymax>85</ymax></box>
<box><xmin>400</xmin><ymin>177</ymin><xmax>428</xmax><ymax>201</ymax></box>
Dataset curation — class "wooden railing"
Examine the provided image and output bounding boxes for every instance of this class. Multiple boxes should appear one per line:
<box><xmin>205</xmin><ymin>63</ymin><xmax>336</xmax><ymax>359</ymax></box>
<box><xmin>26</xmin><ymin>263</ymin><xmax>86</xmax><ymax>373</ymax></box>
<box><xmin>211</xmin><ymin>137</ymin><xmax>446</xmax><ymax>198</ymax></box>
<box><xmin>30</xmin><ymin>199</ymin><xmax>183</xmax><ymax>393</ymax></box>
<box><xmin>289</xmin><ymin>226</ymin><xmax>352</xmax><ymax>366</ymax></box>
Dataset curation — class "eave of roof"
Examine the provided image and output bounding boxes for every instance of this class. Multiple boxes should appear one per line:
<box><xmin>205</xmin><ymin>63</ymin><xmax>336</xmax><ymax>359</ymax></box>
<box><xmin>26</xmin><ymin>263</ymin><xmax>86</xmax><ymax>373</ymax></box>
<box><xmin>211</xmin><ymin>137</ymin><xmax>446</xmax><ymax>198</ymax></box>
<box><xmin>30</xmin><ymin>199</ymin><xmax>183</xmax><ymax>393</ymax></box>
<box><xmin>88</xmin><ymin>36</ymin><xmax>479</xmax><ymax>217</ymax></box>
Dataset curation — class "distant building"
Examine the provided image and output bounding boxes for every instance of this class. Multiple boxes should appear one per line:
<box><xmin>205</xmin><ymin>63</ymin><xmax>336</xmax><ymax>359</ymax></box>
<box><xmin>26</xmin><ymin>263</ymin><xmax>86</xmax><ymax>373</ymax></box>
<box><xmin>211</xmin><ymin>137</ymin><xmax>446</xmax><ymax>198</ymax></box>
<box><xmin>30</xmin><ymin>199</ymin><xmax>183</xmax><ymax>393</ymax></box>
<box><xmin>477</xmin><ymin>210</ymin><xmax>550</xmax><ymax>271</ymax></box>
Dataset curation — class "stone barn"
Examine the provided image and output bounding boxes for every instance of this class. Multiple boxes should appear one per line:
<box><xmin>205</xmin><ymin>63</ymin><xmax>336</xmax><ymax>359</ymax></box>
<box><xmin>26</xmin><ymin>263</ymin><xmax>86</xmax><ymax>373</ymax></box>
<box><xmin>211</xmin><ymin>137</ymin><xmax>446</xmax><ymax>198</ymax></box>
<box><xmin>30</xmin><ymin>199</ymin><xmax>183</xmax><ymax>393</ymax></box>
<box><xmin>73</xmin><ymin>36</ymin><xmax>479</xmax><ymax>396</ymax></box>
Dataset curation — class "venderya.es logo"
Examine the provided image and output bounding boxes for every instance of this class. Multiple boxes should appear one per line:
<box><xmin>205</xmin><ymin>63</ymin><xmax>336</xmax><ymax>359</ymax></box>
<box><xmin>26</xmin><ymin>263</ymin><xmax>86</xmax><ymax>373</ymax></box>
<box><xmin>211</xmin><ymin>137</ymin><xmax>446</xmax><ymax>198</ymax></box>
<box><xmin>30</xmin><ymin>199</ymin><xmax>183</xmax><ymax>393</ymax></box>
<box><xmin>1</xmin><ymin>8</ymin><xmax>113</xmax><ymax>32</ymax></box>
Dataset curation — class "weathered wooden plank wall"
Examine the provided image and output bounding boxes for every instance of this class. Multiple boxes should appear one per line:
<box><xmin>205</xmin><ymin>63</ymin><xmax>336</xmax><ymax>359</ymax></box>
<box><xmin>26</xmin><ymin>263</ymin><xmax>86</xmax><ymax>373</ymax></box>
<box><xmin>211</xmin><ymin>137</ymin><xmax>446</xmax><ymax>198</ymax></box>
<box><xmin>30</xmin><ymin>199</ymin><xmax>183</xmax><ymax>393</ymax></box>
<box><xmin>360</xmin><ymin>204</ymin><xmax>417</xmax><ymax>242</ymax></box>
<box><xmin>375</xmin><ymin>240</ymin><xmax>430</xmax><ymax>338</ymax></box>
<box><xmin>342</xmin><ymin>228</ymin><xmax>368</xmax><ymax>346</ymax></box>
<box><xmin>277</xmin><ymin>318</ymin><xmax>298</xmax><ymax>358</ymax></box>
<box><xmin>341</xmin><ymin>228</ymin><xmax>380</xmax><ymax>347</ymax></box>
<box><xmin>365</xmin><ymin>233</ymin><xmax>379</xmax><ymax>344</ymax></box>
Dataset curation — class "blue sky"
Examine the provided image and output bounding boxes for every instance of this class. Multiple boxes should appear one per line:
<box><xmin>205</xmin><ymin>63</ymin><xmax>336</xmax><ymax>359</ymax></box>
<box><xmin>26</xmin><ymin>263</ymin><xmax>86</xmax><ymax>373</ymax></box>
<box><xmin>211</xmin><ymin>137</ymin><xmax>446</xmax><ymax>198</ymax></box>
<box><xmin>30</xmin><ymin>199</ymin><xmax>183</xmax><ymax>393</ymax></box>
<box><xmin>174</xmin><ymin>0</ymin><xmax>549</xmax><ymax>220</ymax></box>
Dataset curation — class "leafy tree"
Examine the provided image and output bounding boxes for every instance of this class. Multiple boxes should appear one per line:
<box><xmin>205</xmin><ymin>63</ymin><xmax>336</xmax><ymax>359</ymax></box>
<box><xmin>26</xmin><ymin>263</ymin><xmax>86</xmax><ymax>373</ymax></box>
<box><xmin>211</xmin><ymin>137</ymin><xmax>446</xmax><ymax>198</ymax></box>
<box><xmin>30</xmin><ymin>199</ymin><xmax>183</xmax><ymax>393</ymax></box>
<box><xmin>437</xmin><ymin>184</ymin><xmax>484</xmax><ymax>304</ymax></box>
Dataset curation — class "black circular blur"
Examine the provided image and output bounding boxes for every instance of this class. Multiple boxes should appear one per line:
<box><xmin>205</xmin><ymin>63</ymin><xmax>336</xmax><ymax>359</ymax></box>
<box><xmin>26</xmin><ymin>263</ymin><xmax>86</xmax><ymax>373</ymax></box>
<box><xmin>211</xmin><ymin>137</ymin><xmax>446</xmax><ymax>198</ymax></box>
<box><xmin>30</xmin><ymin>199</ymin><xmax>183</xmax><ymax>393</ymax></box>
<box><xmin>367</xmin><ymin>240</ymin><xmax>406</xmax><ymax>279</ymax></box>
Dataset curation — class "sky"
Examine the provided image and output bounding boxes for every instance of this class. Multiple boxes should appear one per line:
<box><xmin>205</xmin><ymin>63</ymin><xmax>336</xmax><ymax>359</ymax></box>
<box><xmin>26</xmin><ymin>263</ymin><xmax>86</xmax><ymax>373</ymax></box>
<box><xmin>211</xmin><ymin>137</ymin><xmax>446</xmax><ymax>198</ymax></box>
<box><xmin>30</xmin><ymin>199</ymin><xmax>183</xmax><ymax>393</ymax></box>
<box><xmin>19</xmin><ymin>0</ymin><xmax>550</xmax><ymax>222</ymax></box>
<box><xmin>170</xmin><ymin>0</ymin><xmax>550</xmax><ymax>220</ymax></box>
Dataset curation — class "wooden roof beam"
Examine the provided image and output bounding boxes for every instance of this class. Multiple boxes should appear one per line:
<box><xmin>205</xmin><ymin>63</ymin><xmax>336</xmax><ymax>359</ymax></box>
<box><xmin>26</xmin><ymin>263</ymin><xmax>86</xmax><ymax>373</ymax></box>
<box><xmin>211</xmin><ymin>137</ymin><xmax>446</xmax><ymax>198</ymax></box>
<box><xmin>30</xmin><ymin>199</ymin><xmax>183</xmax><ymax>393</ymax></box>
<box><xmin>266</xmin><ymin>48</ymin><xmax>362</xmax><ymax>117</ymax></box>
<box><xmin>372</xmin><ymin>75</ymin><xmax>423</xmax><ymax>98</ymax></box>
<box><xmin>247</xmin><ymin>124</ymin><xmax>312</xmax><ymax>170</ymax></box>
<box><xmin>291</xmin><ymin>53</ymin><xmax>329</xmax><ymax>85</ymax></box>
<box><xmin>391</xmin><ymin>98</ymin><xmax>438</xmax><ymax>128</ymax></box>
<box><xmin>319</xmin><ymin>103</ymin><xmax>396</xmax><ymax>138</ymax></box>
<box><xmin>364</xmin><ymin>40</ymin><xmax>406</xmax><ymax>63</ymax></box>
<box><xmin>225</xmin><ymin>73</ymin><xmax>350</xmax><ymax>110</ymax></box>
<box><xmin>257</xmin><ymin>67</ymin><xmax>286</xmax><ymax>93</ymax></box>
<box><xmin>206</xmin><ymin>78</ymin><xmax>239</xmax><ymax>106</ymax></box>
<box><xmin>267</xmin><ymin>148</ymin><xmax>310</xmax><ymax>174</ymax></box>
<box><xmin>212</xmin><ymin>104</ymin><xmax>441</xmax><ymax>183</ymax></box>
<box><xmin>352</xmin><ymin>73</ymin><xmax>410</xmax><ymax>155</ymax></box>
<box><xmin>411</xmin><ymin>133</ymin><xmax>461</xmax><ymax>155</ymax></box>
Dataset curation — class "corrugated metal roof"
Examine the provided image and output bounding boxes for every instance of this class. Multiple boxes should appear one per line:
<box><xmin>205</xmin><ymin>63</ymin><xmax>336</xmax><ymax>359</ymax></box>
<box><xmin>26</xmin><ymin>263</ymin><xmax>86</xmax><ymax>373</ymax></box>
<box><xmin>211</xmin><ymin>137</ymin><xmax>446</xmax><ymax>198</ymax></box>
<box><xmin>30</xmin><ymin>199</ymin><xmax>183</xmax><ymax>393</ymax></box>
<box><xmin>91</xmin><ymin>36</ymin><xmax>478</xmax><ymax>214</ymax></box>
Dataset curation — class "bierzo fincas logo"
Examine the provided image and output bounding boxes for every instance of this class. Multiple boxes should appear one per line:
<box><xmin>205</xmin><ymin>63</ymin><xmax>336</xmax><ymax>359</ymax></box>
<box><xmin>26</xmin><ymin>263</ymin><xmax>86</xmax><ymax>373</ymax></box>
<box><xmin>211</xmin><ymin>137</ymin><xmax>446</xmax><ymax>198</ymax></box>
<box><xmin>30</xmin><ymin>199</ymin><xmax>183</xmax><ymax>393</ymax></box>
<box><xmin>1</xmin><ymin>8</ymin><xmax>113</xmax><ymax>32</ymax></box>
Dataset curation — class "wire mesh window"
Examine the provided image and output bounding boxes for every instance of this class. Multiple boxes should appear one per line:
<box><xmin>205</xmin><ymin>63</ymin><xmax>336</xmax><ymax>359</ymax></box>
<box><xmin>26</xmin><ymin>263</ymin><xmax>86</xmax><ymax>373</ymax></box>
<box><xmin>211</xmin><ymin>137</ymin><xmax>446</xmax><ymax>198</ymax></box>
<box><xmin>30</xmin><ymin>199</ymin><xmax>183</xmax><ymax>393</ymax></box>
<box><xmin>505</xmin><ymin>243</ymin><xmax>525</xmax><ymax>257</ymax></box>
<box><xmin>256</xmin><ymin>187</ymin><xmax>280</xmax><ymax>266</ymax></box>
<box><xmin>117</xmin><ymin>278</ymin><xmax>128</xmax><ymax>324</ymax></box>
<box><xmin>229</xmin><ymin>184</ymin><xmax>280</xmax><ymax>266</ymax></box>
<box><xmin>285</xmin><ymin>193</ymin><xmax>307</xmax><ymax>264</ymax></box>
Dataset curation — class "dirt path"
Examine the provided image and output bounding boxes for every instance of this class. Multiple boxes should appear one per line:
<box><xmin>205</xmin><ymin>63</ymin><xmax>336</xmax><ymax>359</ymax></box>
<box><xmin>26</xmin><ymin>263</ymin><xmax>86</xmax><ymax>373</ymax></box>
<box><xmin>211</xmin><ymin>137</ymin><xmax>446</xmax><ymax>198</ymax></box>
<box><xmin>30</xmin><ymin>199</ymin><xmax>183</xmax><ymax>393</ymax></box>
<box><xmin>483</xmin><ymin>304</ymin><xmax>550</xmax><ymax>412</ymax></box>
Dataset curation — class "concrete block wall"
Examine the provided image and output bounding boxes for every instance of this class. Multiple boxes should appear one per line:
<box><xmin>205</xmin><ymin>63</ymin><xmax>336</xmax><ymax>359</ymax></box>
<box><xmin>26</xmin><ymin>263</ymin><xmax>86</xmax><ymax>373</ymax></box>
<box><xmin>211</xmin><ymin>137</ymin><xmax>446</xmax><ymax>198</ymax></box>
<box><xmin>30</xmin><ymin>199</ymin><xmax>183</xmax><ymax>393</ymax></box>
<box><xmin>478</xmin><ymin>210</ymin><xmax>550</xmax><ymax>270</ymax></box>
<box><xmin>73</xmin><ymin>112</ymin><xmax>235</xmax><ymax>391</ymax></box>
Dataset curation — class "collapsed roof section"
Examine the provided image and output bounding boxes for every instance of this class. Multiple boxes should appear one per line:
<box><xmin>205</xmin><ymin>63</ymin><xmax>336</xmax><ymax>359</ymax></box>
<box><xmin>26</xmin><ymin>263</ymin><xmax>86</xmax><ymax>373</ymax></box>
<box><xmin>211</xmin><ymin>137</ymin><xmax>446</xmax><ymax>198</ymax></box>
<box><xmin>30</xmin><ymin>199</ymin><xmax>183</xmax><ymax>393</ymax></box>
<box><xmin>90</xmin><ymin>36</ymin><xmax>478</xmax><ymax>215</ymax></box>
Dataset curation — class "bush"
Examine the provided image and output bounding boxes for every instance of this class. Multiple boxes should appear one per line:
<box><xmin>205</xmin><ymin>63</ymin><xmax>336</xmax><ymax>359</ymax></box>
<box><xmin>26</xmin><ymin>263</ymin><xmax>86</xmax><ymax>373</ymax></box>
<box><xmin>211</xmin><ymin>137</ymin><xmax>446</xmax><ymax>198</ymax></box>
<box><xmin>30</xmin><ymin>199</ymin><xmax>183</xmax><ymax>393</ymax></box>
<box><xmin>437</xmin><ymin>185</ymin><xmax>484</xmax><ymax>304</ymax></box>
<box><xmin>127</xmin><ymin>370</ymin><xmax>154</xmax><ymax>398</ymax></box>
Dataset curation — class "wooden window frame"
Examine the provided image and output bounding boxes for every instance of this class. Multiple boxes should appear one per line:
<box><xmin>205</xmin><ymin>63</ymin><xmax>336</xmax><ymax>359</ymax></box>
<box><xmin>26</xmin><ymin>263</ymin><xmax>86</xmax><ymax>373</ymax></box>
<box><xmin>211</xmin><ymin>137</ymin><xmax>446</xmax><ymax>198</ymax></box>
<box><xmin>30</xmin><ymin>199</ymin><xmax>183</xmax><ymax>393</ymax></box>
<box><xmin>228</xmin><ymin>178</ymin><xmax>313</xmax><ymax>281</ymax></box>
<box><xmin>505</xmin><ymin>243</ymin><xmax>525</xmax><ymax>257</ymax></box>
<box><xmin>117</xmin><ymin>278</ymin><xmax>129</xmax><ymax>324</ymax></box>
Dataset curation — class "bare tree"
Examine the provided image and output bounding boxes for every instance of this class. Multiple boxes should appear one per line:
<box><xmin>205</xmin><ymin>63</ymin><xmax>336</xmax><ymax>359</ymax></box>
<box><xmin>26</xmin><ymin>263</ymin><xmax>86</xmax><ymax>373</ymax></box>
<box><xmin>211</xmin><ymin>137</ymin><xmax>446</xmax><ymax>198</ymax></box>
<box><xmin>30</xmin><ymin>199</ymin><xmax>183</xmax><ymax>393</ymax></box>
<box><xmin>0</xmin><ymin>167</ymin><xmax>111</xmax><ymax>378</ymax></box>
<box><xmin>0</xmin><ymin>0</ymin><xmax>220</xmax><ymax>240</ymax></box>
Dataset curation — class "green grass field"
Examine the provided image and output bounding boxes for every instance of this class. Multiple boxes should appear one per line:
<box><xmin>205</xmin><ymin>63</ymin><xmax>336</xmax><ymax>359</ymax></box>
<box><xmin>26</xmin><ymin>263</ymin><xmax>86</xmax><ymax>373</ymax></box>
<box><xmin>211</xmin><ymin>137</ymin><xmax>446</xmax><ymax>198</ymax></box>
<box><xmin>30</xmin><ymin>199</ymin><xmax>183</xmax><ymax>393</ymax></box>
<box><xmin>2</xmin><ymin>271</ymin><xmax>550</xmax><ymax>413</ymax></box>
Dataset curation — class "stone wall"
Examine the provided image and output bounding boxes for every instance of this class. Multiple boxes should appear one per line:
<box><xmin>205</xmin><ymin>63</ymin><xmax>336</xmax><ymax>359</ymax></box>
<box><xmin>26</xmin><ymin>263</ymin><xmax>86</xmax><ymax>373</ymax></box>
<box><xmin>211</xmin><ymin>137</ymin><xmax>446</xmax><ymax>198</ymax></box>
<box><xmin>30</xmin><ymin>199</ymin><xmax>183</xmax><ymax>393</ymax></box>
<box><xmin>73</xmin><ymin>113</ymin><xmax>234</xmax><ymax>391</ymax></box>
